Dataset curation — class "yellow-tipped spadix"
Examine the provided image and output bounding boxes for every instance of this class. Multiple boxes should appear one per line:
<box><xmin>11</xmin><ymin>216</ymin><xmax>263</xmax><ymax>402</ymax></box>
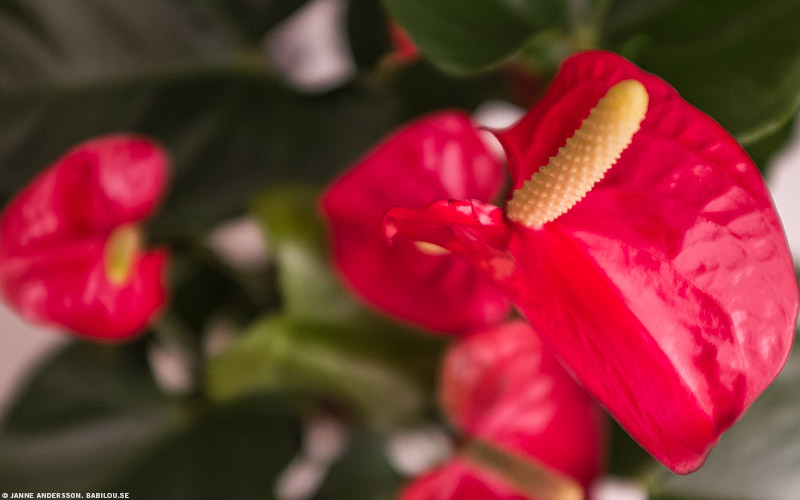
<box><xmin>507</xmin><ymin>79</ymin><xmax>649</xmax><ymax>227</ymax></box>
<box><xmin>104</xmin><ymin>224</ymin><xmax>141</xmax><ymax>285</ymax></box>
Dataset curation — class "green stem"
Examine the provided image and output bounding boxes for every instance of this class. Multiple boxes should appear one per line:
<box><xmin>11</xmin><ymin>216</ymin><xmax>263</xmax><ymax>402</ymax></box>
<box><xmin>463</xmin><ymin>440</ymin><xmax>584</xmax><ymax>500</ymax></box>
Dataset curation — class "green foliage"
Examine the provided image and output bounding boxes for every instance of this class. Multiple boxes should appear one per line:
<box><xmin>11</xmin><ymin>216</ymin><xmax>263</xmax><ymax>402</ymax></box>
<box><xmin>210</xmin><ymin>185</ymin><xmax>446</xmax><ymax>429</ymax></box>
<box><xmin>604</xmin><ymin>0</ymin><xmax>800</xmax><ymax>143</ymax></box>
<box><xmin>381</xmin><ymin>0</ymin><xmax>567</xmax><ymax>73</ymax></box>
<box><xmin>313</xmin><ymin>433</ymin><xmax>404</xmax><ymax>500</ymax></box>
<box><xmin>207</xmin><ymin>315</ymin><xmax>442</xmax><ymax>429</ymax></box>
<box><xmin>649</xmin><ymin>350</ymin><xmax>800</xmax><ymax>500</ymax></box>
<box><xmin>0</xmin><ymin>342</ymin><xmax>301</xmax><ymax>498</ymax></box>
<box><xmin>385</xmin><ymin>0</ymin><xmax>800</xmax><ymax>144</ymax></box>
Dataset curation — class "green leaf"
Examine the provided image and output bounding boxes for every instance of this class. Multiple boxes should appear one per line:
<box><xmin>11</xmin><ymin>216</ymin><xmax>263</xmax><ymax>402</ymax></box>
<box><xmin>0</xmin><ymin>0</ymin><xmax>400</xmax><ymax>235</ymax></box>
<box><xmin>347</xmin><ymin>0</ymin><xmax>393</xmax><ymax>70</ymax></box>
<box><xmin>604</xmin><ymin>0</ymin><xmax>800</xmax><ymax>144</ymax></box>
<box><xmin>649</xmin><ymin>350</ymin><xmax>800</xmax><ymax>500</ymax></box>
<box><xmin>744</xmin><ymin>114</ymin><xmax>796</xmax><ymax>174</ymax></box>
<box><xmin>0</xmin><ymin>342</ymin><xmax>301</xmax><ymax>498</ymax></box>
<box><xmin>207</xmin><ymin>315</ymin><xmax>444</xmax><ymax>429</ymax></box>
<box><xmin>380</xmin><ymin>0</ymin><xmax>567</xmax><ymax>73</ymax></box>
<box><xmin>251</xmin><ymin>185</ymin><xmax>361</xmax><ymax>322</ymax></box>
<box><xmin>0</xmin><ymin>0</ymin><xmax>305</xmax><ymax>86</ymax></box>
<box><xmin>313</xmin><ymin>432</ymin><xmax>404</xmax><ymax>500</ymax></box>
<box><xmin>0</xmin><ymin>73</ymin><xmax>399</xmax><ymax>236</ymax></box>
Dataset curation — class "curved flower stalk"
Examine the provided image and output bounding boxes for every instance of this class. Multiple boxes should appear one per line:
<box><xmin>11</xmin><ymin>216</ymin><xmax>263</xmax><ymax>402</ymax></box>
<box><xmin>383</xmin><ymin>52</ymin><xmax>799</xmax><ymax>473</ymax></box>
<box><xmin>321</xmin><ymin>112</ymin><xmax>510</xmax><ymax>335</ymax></box>
<box><xmin>0</xmin><ymin>135</ymin><xmax>169</xmax><ymax>341</ymax></box>
<box><xmin>402</xmin><ymin>322</ymin><xmax>606</xmax><ymax>499</ymax></box>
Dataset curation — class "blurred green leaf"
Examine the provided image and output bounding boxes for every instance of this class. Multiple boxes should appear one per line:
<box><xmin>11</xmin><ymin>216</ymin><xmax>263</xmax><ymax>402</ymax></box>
<box><xmin>605</xmin><ymin>0</ymin><xmax>800</xmax><ymax>144</ymax></box>
<box><xmin>0</xmin><ymin>342</ymin><xmax>301</xmax><ymax>498</ymax></box>
<box><xmin>744</xmin><ymin>115</ymin><xmax>796</xmax><ymax>174</ymax></box>
<box><xmin>0</xmin><ymin>73</ymin><xmax>399</xmax><ymax>236</ymax></box>
<box><xmin>347</xmin><ymin>0</ymin><xmax>393</xmax><ymax>70</ymax></box>
<box><xmin>207</xmin><ymin>315</ymin><xmax>444</xmax><ymax>429</ymax></box>
<box><xmin>0</xmin><ymin>0</ymin><xmax>400</xmax><ymax>235</ymax></box>
<box><xmin>380</xmin><ymin>0</ymin><xmax>568</xmax><ymax>73</ymax></box>
<box><xmin>0</xmin><ymin>0</ymin><xmax>306</xmax><ymax>86</ymax></box>
<box><xmin>606</xmin><ymin>419</ymin><xmax>656</xmax><ymax>478</ymax></box>
<box><xmin>388</xmin><ymin>60</ymin><xmax>510</xmax><ymax>122</ymax></box>
<box><xmin>252</xmin><ymin>185</ymin><xmax>360</xmax><ymax>322</ymax></box>
<box><xmin>649</xmin><ymin>349</ymin><xmax>800</xmax><ymax>500</ymax></box>
<box><xmin>242</xmin><ymin>186</ymin><xmax>446</xmax><ymax>428</ymax></box>
<box><xmin>313</xmin><ymin>432</ymin><xmax>404</xmax><ymax>500</ymax></box>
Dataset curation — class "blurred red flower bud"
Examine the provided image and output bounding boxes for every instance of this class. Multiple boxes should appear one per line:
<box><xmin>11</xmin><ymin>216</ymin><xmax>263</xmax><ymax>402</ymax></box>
<box><xmin>403</xmin><ymin>322</ymin><xmax>606</xmax><ymax>499</ymax></box>
<box><xmin>321</xmin><ymin>112</ymin><xmax>510</xmax><ymax>335</ymax></box>
<box><xmin>0</xmin><ymin>135</ymin><xmax>169</xmax><ymax>341</ymax></box>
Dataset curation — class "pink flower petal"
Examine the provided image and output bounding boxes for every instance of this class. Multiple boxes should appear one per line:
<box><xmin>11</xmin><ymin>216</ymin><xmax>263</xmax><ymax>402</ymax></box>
<box><xmin>322</xmin><ymin>112</ymin><xmax>510</xmax><ymax>334</ymax></box>
<box><xmin>441</xmin><ymin>322</ymin><xmax>605</xmax><ymax>487</ymax></box>
<box><xmin>383</xmin><ymin>52</ymin><xmax>799</xmax><ymax>473</ymax></box>
<box><xmin>0</xmin><ymin>135</ymin><xmax>169</xmax><ymax>340</ymax></box>
<box><xmin>401</xmin><ymin>459</ymin><xmax>528</xmax><ymax>500</ymax></box>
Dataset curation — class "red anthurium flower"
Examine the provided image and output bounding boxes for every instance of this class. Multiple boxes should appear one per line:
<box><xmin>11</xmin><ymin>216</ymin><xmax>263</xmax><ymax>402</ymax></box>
<box><xmin>0</xmin><ymin>135</ymin><xmax>169</xmax><ymax>341</ymax></box>
<box><xmin>402</xmin><ymin>322</ymin><xmax>606</xmax><ymax>500</ymax></box>
<box><xmin>321</xmin><ymin>112</ymin><xmax>510</xmax><ymax>335</ymax></box>
<box><xmin>387</xmin><ymin>23</ymin><xmax>420</xmax><ymax>64</ymax></box>
<box><xmin>383</xmin><ymin>51</ymin><xmax>799</xmax><ymax>473</ymax></box>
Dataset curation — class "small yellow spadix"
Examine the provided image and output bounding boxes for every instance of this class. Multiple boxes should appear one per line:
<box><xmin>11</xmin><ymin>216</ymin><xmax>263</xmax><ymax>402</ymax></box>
<box><xmin>104</xmin><ymin>224</ymin><xmax>141</xmax><ymax>285</ymax></box>
<box><xmin>506</xmin><ymin>79</ymin><xmax>649</xmax><ymax>227</ymax></box>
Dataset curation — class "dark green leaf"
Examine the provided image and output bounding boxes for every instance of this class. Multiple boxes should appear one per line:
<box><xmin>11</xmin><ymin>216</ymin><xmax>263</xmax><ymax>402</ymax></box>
<box><xmin>606</xmin><ymin>419</ymin><xmax>656</xmax><ymax>478</ymax></box>
<box><xmin>0</xmin><ymin>0</ymin><xmax>400</xmax><ymax>235</ymax></box>
<box><xmin>207</xmin><ymin>315</ymin><xmax>444</xmax><ymax>429</ymax></box>
<box><xmin>745</xmin><ymin>114</ymin><xmax>796</xmax><ymax>174</ymax></box>
<box><xmin>0</xmin><ymin>74</ymin><xmax>399</xmax><ymax>236</ymax></box>
<box><xmin>313</xmin><ymin>432</ymin><xmax>403</xmax><ymax>500</ymax></box>
<box><xmin>0</xmin><ymin>0</ymin><xmax>306</xmax><ymax>86</ymax></box>
<box><xmin>251</xmin><ymin>185</ymin><xmax>360</xmax><ymax>322</ymax></box>
<box><xmin>380</xmin><ymin>0</ymin><xmax>567</xmax><ymax>73</ymax></box>
<box><xmin>0</xmin><ymin>342</ymin><xmax>301</xmax><ymax>498</ymax></box>
<box><xmin>605</xmin><ymin>0</ymin><xmax>800</xmax><ymax>144</ymax></box>
<box><xmin>649</xmin><ymin>350</ymin><xmax>800</xmax><ymax>500</ymax></box>
<box><xmin>347</xmin><ymin>0</ymin><xmax>393</xmax><ymax>70</ymax></box>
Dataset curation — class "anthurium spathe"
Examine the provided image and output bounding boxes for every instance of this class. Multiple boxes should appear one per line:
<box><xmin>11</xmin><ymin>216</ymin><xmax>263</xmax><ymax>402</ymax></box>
<box><xmin>383</xmin><ymin>51</ymin><xmax>799</xmax><ymax>473</ymax></box>
<box><xmin>0</xmin><ymin>135</ymin><xmax>169</xmax><ymax>340</ymax></box>
<box><xmin>402</xmin><ymin>322</ymin><xmax>605</xmax><ymax>500</ymax></box>
<box><xmin>321</xmin><ymin>112</ymin><xmax>510</xmax><ymax>335</ymax></box>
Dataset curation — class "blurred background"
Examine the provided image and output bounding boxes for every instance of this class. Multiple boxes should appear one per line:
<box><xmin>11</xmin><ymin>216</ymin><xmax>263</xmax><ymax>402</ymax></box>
<box><xmin>1</xmin><ymin>0</ymin><xmax>799</xmax><ymax>499</ymax></box>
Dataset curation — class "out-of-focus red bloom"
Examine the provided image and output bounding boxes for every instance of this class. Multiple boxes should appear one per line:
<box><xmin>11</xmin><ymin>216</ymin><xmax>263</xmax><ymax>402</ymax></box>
<box><xmin>321</xmin><ymin>112</ymin><xmax>510</xmax><ymax>335</ymax></box>
<box><xmin>0</xmin><ymin>135</ymin><xmax>169</xmax><ymax>341</ymax></box>
<box><xmin>383</xmin><ymin>52</ymin><xmax>799</xmax><ymax>473</ymax></box>
<box><xmin>387</xmin><ymin>23</ymin><xmax>419</xmax><ymax>64</ymax></box>
<box><xmin>402</xmin><ymin>322</ymin><xmax>605</xmax><ymax>499</ymax></box>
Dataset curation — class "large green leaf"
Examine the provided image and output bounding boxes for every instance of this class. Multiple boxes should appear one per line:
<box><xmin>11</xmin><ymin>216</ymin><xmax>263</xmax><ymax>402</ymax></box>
<box><xmin>207</xmin><ymin>315</ymin><xmax>444</xmax><ymax>429</ymax></box>
<box><xmin>313</xmin><ymin>432</ymin><xmax>404</xmax><ymax>500</ymax></box>
<box><xmin>605</xmin><ymin>0</ymin><xmax>800</xmax><ymax>144</ymax></box>
<box><xmin>649</xmin><ymin>349</ymin><xmax>800</xmax><ymax>500</ymax></box>
<box><xmin>0</xmin><ymin>0</ymin><xmax>403</xmax><ymax>235</ymax></box>
<box><xmin>0</xmin><ymin>0</ymin><xmax>307</xmax><ymax>86</ymax></box>
<box><xmin>0</xmin><ymin>72</ymin><xmax>399</xmax><ymax>236</ymax></box>
<box><xmin>380</xmin><ymin>0</ymin><xmax>567</xmax><ymax>73</ymax></box>
<box><xmin>251</xmin><ymin>185</ymin><xmax>358</xmax><ymax>322</ymax></box>
<box><xmin>0</xmin><ymin>341</ymin><xmax>301</xmax><ymax>498</ymax></box>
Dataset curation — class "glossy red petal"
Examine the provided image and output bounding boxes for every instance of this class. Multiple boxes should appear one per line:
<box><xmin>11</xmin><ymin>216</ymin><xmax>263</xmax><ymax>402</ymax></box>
<box><xmin>441</xmin><ymin>322</ymin><xmax>605</xmax><ymax>488</ymax></box>
<box><xmin>0</xmin><ymin>135</ymin><xmax>169</xmax><ymax>340</ymax></box>
<box><xmin>401</xmin><ymin>459</ymin><xmax>528</xmax><ymax>500</ymax></box>
<box><xmin>497</xmin><ymin>51</ymin><xmax>798</xmax><ymax>472</ymax></box>
<box><xmin>385</xmin><ymin>53</ymin><xmax>798</xmax><ymax>473</ymax></box>
<box><xmin>321</xmin><ymin>112</ymin><xmax>510</xmax><ymax>335</ymax></box>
